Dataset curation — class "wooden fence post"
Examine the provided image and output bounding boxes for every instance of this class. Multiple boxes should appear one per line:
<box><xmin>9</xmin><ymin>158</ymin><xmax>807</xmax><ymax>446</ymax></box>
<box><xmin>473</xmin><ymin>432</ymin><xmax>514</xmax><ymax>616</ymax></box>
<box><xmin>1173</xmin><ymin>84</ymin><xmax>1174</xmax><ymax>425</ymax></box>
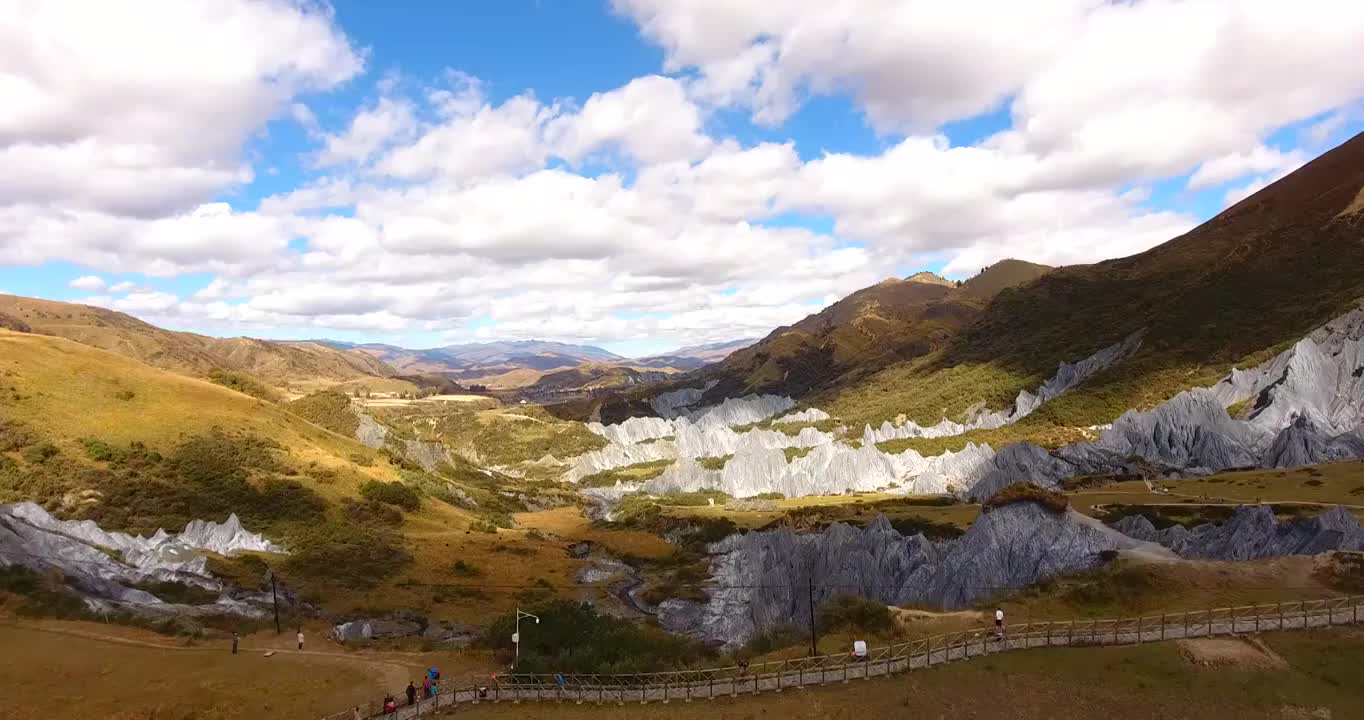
<box><xmin>1137</xmin><ymin>616</ymin><xmax>1143</xmax><ymax>644</ymax></box>
<box><xmin>1161</xmin><ymin>614</ymin><xmax>1166</xmax><ymax>641</ymax></box>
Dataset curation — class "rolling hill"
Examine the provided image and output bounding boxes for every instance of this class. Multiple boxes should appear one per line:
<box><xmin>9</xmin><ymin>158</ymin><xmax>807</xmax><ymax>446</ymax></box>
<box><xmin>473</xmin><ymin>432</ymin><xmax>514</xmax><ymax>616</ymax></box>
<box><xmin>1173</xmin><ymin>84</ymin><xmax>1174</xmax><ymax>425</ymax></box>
<box><xmin>635</xmin><ymin>339</ymin><xmax>757</xmax><ymax>370</ymax></box>
<box><xmin>319</xmin><ymin>339</ymin><xmax>623</xmax><ymax>375</ymax></box>
<box><xmin>0</xmin><ymin>294</ymin><xmax>395</xmax><ymax>386</ymax></box>
<box><xmin>700</xmin><ymin>261</ymin><xmax>1052</xmax><ymax>401</ymax></box>
<box><xmin>815</xmin><ymin>130</ymin><xmax>1364</xmax><ymax>430</ymax></box>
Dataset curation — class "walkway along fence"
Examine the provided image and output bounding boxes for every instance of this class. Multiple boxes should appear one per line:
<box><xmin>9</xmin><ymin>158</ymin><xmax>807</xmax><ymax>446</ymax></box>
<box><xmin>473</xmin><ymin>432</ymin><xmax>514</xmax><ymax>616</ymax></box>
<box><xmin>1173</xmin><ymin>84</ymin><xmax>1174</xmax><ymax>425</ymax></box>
<box><xmin>325</xmin><ymin>595</ymin><xmax>1364</xmax><ymax>718</ymax></box>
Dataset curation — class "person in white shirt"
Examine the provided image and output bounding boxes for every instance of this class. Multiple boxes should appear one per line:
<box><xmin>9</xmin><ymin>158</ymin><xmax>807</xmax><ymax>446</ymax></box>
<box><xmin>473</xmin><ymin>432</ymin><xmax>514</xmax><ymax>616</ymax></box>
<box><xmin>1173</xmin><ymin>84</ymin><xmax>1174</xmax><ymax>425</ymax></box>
<box><xmin>994</xmin><ymin>608</ymin><xmax>1005</xmax><ymax>640</ymax></box>
<box><xmin>297</xmin><ymin>629</ymin><xmax>305</xmax><ymax>651</ymax></box>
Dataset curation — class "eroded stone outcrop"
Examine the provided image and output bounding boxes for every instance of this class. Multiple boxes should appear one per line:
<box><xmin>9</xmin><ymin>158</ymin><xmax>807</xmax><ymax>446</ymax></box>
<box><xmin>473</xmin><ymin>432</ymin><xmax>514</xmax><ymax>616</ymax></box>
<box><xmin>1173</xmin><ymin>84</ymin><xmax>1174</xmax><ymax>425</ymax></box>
<box><xmin>661</xmin><ymin>503</ymin><xmax>1139</xmax><ymax>647</ymax></box>
<box><xmin>0</xmin><ymin>502</ymin><xmax>284</xmax><ymax>617</ymax></box>
<box><xmin>1114</xmin><ymin>505</ymin><xmax>1364</xmax><ymax>561</ymax></box>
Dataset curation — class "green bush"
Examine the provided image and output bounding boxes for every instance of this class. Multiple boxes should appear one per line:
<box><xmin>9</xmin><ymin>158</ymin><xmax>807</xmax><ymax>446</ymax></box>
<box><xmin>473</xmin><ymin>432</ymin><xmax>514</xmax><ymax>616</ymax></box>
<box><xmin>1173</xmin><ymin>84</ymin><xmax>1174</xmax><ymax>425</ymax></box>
<box><xmin>80</xmin><ymin>437</ymin><xmax>126</xmax><ymax>464</ymax></box>
<box><xmin>340</xmin><ymin>497</ymin><xmax>403</xmax><ymax>527</ymax></box>
<box><xmin>752</xmin><ymin>492</ymin><xmax>786</xmax><ymax>500</ymax></box>
<box><xmin>481</xmin><ymin>600</ymin><xmax>715</xmax><ymax>673</ymax></box>
<box><xmin>451</xmin><ymin>560</ymin><xmax>482</xmax><ymax>577</ymax></box>
<box><xmin>742</xmin><ymin>624</ymin><xmax>806</xmax><ymax>656</ymax></box>
<box><xmin>285</xmin><ymin>390</ymin><xmax>359</xmax><ymax>436</ymax></box>
<box><xmin>128</xmin><ymin>580</ymin><xmax>220</xmax><ymax>606</ymax></box>
<box><xmin>283</xmin><ymin>521</ymin><xmax>412</xmax><ymax>589</ymax></box>
<box><xmin>0</xmin><ymin>420</ymin><xmax>36</xmax><ymax>451</ymax></box>
<box><xmin>206</xmin><ymin>369</ymin><xmax>281</xmax><ymax>402</ymax></box>
<box><xmin>359</xmin><ymin>480</ymin><xmax>421</xmax><ymax>511</ymax></box>
<box><xmin>888</xmin><ymin>516</ymin><xmax>965</xmax><ymax>540</ymax></box>
<box><xmin>698</xmin><ymin>456</ymin><xmax>731</xmax><ymax>470</ymax></box>
<box><xmin>982</xmin><ymin>482</ymin><xmax>1069</xmax><ymax>514</ymax></box>
<box><xmin>654</xmin><ymin>489</ymin><xmax>731</xmax><ymax>507</ymax></box>
<box><xmin>816</xmin><ymin>593</ymin><xmax>895</xmax><ymax>635</ymax></box>
<box><xmin>21</xmin><ymin>443</ymin><xmax>59</xmax><ymax>465</ymax></box>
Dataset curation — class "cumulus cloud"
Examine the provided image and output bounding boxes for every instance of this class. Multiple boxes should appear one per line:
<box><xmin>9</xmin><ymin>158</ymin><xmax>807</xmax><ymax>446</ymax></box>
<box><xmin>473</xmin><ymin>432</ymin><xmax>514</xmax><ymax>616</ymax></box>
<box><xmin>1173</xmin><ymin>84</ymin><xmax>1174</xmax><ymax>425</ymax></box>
<box><xmin>2</xmin><ymin>1</ymin><xmax>1362</xmax><ymax>349</ymax></box>
<box><xmin>0</xmin><ymin>0</ymin><xmax>363</xmax><ymax>217</ymax></box>
<box><xmin>68</xmin><ymin>275</ymin><xmax>106</xmax><ymax>291</ymax></box>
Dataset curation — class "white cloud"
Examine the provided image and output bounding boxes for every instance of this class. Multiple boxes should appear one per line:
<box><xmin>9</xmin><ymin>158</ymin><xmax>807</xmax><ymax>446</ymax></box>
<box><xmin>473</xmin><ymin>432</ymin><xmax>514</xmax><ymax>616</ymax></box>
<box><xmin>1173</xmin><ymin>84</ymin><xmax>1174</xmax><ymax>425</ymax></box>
<box><xmin>3</xmin><ymin>1</ymin><xmax>1362</xmax><ymax>349</ymax></box>
<box><xmin>0</xmin><ymin>0</ymin><xmax>362</xmax><ymax>217</ymax></box>
<box><xmin>315</xmin><ymin>96</ymin><xmax>417</xmax><ymax>167</ymax></box>
<box><xmin>547</xmin><ymin>75</ymin><xmax>712</xmax><ymax>165</ymax></box>
<box><xmin>1187</xmin><ymin>145</ymin><xmax>1306</xmax><ymax>190</ymax></box>
<box><xmin>68</xmin><ymin>275</ymin><xmax>106</xmax><ymax>291</ymax></box>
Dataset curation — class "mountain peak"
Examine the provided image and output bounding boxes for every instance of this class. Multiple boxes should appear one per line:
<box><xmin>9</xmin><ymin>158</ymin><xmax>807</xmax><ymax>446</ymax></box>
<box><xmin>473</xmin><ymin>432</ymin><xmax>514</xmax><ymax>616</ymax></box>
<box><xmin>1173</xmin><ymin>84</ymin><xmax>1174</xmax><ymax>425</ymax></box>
<box><xmin>906</xmin><ymin>271</ymin><xmax>954</xmax><ymax>287</ymax></box>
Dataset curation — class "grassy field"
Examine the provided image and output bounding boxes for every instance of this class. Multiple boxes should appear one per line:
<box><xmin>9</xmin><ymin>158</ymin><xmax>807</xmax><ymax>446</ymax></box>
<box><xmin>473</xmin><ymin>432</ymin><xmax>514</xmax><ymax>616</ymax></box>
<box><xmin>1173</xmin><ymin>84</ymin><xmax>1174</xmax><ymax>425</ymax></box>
<box><xmin>0</xmin><ymin>614</ymin><xmax>499</xmax><ymax>720</ymax></box>
<box><xmin>664</xmin><ymin>493</ymin><xmax>980</xmax><ymax>532</ymax></box>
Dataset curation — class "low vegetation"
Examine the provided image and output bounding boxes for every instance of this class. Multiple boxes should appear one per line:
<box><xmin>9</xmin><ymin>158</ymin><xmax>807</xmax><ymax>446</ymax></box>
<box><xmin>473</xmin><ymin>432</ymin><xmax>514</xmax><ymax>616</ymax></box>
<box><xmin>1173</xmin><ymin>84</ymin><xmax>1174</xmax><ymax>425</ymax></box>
<box><xmin>285</xmin><ymin>390</ymin><xmax>359</xmax><ymax>436</ymax></box>
<box><xmin>373</xmin><ymin>404</ymin><xmax>607</xmax><ymax>467</ymax></box>
<box><xmin>982</xmin><ymin>483</ymin><xmax>1069</xmax><ymax>513</ymax></box>
<box><xmin>481</xmin><ymin>600</ymin><xmax>716</xmax><ymax>673</ymax></box>
<box><xmin>358</xmin><ymin>480</ymin><xmax>421</xmax><ymax>511</ymax></box>
<box><xmin>577</xmin><ymin>459</ymin><xmax>673</xmax><ymax>488</ymax></box>
<box><xmin>206</xmin><ymin>368</ymin><xmax>281</xmax><ymax>403</ymax></box>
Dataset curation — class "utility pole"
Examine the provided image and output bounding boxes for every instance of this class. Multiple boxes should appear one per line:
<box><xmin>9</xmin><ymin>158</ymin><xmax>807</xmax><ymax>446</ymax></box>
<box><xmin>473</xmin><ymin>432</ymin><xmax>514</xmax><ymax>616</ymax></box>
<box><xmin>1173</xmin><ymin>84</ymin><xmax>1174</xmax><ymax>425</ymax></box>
<box><xmin>807</xmin><ymin>575</ymin><xmax>817</xmax><ymax>656</ymax></box>
<box><xmin>267</xmin><ymin>568</ymin><xmax>280</xmax><ymax>634</ymax></box>
<box><xmin>513</xmin><ymin>608</ymin><xmax>539</xmax><ymax>670</ymax></box>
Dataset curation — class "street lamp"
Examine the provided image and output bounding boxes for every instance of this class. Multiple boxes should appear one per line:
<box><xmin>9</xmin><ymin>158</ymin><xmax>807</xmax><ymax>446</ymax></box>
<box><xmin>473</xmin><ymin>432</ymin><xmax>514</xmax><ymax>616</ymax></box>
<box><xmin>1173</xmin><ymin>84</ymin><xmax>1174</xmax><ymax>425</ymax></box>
<box><xmin>512</xmin><ymin>607</ymin><xmax>539</xmax><ymax>669</ymax></box>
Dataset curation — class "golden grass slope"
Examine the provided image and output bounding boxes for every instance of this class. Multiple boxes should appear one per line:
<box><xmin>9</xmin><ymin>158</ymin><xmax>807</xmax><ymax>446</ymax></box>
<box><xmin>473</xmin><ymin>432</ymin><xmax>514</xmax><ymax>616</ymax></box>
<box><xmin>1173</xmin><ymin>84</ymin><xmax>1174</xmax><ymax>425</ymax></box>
<box><xmin>0</xmin><ymin>294</ymin><xmax>396</xmax><ymax>385</ymax></box>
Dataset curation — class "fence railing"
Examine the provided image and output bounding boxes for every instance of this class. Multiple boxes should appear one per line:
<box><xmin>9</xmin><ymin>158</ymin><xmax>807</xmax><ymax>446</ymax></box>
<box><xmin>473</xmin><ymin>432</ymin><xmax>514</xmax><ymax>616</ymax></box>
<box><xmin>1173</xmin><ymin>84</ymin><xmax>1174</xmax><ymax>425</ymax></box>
<box><xmin>324</xmin><ymin>595</ymin><xmax>1364</xmax><ymax>718</ymax></box>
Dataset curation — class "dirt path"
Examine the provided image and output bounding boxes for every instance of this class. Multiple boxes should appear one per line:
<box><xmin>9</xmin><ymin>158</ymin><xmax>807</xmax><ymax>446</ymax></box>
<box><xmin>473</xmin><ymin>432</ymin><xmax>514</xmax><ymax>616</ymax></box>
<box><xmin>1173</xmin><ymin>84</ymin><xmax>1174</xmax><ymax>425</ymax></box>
<box><xmin>2</xmin><ymin>618</ymin><xmax>424</xmax><ymax>689</ymax></box>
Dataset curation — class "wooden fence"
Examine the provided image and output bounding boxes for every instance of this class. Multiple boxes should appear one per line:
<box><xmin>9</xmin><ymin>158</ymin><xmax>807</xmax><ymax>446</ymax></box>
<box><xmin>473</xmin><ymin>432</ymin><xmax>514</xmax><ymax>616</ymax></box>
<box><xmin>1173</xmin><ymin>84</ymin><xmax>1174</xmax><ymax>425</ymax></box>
<box><xmin>324</xmin><ymin>595</ymin><xmax>1364</xmax><ymax>718</ymax></box>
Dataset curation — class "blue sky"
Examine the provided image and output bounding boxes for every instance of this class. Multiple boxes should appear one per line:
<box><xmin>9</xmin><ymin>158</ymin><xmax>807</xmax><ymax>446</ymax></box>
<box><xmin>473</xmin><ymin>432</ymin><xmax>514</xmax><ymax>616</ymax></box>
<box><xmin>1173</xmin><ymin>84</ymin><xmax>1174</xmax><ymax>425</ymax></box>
<box><xmin>3</xmin><ymin>1</ymin><xmax>1362</xmax><ymax>357</ymax></box>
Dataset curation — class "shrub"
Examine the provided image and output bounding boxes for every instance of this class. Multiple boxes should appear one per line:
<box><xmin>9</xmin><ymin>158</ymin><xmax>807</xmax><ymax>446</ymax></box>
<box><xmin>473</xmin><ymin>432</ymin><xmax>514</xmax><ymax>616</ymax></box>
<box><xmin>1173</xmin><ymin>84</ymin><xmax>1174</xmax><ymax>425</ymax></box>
<box><xmin>283</xmin><ymin>521</ymin><xmax>412</xmax><ymax>589</ymax></box>
<box><xmin>340</xmin><ymin>497</ymin><xmax>403</xmax><ymax>528</ymax></box>
<box><xmin>128</xmin><ymin>580</ymin><xmax>220</xmax><ymax>606</ymax></box>
<box><xmin>348</xmin><ymin>452</ymin><xmax>374</xmax><ymax>467</ymax></box>
<box><xmin>359</xmin><ymin>480</ymin><xmax>421</xmax><ymax>511</ymax></box>
<box><xmin>285</xmin><ymin>390</ymin><xmax>359</xmax><ymax>436</ymax></box>
<box><xmin>21</xmin><ymin>443</ymin><xmax>59</xmax><ymax>465</ymax></box>
<box><xmin>81</xmin><ymin>437</ymin><xmax>126</xmax><ymax>464</ymax></box>
<box><xmin>742</xmin><ymin>624</ymin><xmax>806</xmax><ymax>656</ymax></box>
<box><xmin>752</xmin><ymin>492</ymin><xmax>786</xmax><ymax>500</ymax></box>
<box><xmin>0</xmin><ymin>420</ymin><xmax>36</xmax><ymax>451</ymax></box>
<box><xmin>982</xmin><ymin>482</ymin><xmax>1068</xmax><ymax>514</ymax></box>
<box><xmin>206</xmin><ymin>369</ymin><xmax>281</xmax><ymax>403</ymax></box>
<box><xmin>113</xmin><ymin>390</ymin><xmax>136</xmax><ymax>401</ymax></box>
<box><xmin>451</xmin><ymin>560</ymin><xmax>482</xmax><ymax>577</ymax></box>
<box><xmin>888</xmin><ymin>517</ymin><xmax>965</xmax><ymax>541</ymax></box>
<box><xmin>698</xmin><ymin>456</ymin><xmax>731</xmax><ymax>470</ymax></box>
<box><xmin>654</xmin><ymin>489</ymin><xmax>731</xmax><ymax>507</ymax></box>
<box><xmin>481</xmin><ymin>600</ymin><xmax>715</xmax><ymax>673</ymax></box>
<box><xmin>817</xmin><ymin>593</ymin><xmax>895</xmax><ymax>635</ymax></box>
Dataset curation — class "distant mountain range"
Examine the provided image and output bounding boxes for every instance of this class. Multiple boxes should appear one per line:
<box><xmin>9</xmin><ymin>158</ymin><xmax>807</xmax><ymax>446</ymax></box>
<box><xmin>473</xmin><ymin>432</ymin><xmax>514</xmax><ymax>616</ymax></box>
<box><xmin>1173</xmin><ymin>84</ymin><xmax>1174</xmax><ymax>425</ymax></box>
<box><xmin>311</xmin><ymin>339</ymin><xmax>623</xmax><ymax>376</ymax></box>
<box><xmin>634</xmin><ymin>339</ymin><xmax>758</xmax><ymax>370</ymax></box>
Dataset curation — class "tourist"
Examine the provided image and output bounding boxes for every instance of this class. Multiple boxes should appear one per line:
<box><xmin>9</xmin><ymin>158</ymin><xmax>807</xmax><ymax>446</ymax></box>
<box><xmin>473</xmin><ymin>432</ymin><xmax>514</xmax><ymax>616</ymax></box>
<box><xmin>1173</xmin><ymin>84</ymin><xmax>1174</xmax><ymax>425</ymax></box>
<box><xmin>995</xmin><ymin>607</ymin><xmax>1005</xmax><ymax>640</ymax></box>
<box><xmin>231</xmin><ymin>632</ymin><xmax>239</xmax><ymax>655</ymax></box>
<box><xmin>297</xmin><ymin>628</ymin><xmax>305</xmax><ymax>651</ymax></box>
<box><xmin>406</xmin><ymin>681</ymin><xmax>417</xmax><ymax>706</ymax></box>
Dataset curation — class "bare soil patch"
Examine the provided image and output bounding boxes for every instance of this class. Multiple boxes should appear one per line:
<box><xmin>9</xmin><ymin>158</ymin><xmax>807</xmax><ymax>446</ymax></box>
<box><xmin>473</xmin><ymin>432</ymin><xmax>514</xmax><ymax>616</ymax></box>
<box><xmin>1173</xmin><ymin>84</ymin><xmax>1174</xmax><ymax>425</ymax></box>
<box><xmin>1178</xmin><ymin>637</ymin><xmax>1289</xmax><ymax>671</ymax></box>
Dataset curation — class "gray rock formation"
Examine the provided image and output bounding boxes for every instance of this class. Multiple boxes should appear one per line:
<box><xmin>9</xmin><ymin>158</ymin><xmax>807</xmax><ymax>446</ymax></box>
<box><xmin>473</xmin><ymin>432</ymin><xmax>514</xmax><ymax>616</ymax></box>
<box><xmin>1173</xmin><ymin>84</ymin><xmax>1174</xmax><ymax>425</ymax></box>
<box><xmin>0</xmin><ymin>502</ymin><xmax>283</xmax><ymax>617</ymax></box>
<box><xmin>773</xmin><ymin>408</ymin><xmax>832</xmax><ymax>425</ymax></box>
<box><xmin>1114</xmin><ymin>505</ymin><xmax>1364</xmax><ymax>561</ymax></box>
<box><xmin>650</xmin><ymin>381</ymin><xmax>720</xmax><ymax>418</ymax></box>
<box><xmin>664</xmin><ymin>503</ymin><xmax>1139</xmax><ymax>647</ymax></box>
<box><xmin>354</xmin><ymin>413</ymin><xmax>388</xmax><ymax>449</ymax></box>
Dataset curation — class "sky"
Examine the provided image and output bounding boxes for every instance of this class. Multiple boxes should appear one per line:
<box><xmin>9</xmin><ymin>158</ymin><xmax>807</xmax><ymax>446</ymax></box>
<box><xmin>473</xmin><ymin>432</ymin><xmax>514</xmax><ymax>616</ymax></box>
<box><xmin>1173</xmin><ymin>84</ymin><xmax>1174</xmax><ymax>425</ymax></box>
<box><xmin>2</xmin><ymin>1</ymin><xmax>1363</xmax><ymax>357</ymax></box>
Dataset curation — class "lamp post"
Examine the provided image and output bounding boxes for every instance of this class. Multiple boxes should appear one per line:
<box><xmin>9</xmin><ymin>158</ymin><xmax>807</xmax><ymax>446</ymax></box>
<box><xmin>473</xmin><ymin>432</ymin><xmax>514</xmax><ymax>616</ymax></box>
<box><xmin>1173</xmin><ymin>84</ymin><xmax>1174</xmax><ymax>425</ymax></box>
<box><xmin>512</xmin><ymin>607</ymin><xmax>539</xmax><ymax>669</ymax></box>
